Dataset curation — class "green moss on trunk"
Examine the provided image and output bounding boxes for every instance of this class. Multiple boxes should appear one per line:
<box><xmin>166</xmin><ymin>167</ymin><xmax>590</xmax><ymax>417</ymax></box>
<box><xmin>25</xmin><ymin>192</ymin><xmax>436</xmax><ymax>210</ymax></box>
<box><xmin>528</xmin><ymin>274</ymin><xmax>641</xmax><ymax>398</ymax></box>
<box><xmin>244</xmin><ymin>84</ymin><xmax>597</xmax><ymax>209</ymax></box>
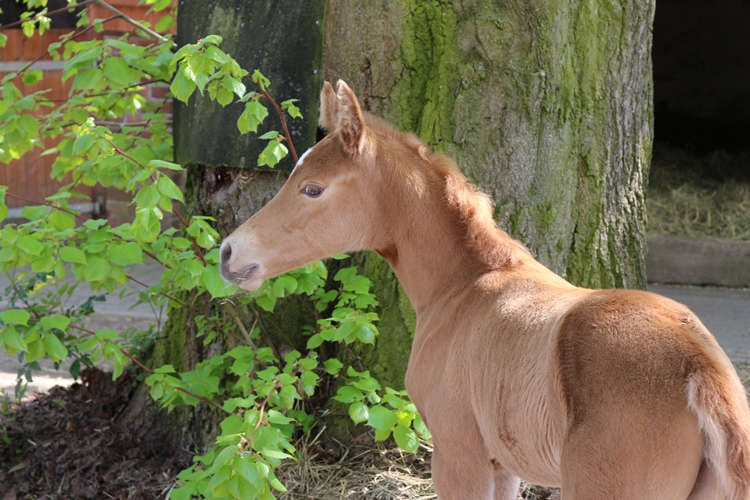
<box><xmin>354</xmin><ymin>254</ymin><xmax>416</xmax><ymax>390</ymax></box>
<box><xmin>324</xmin><ymin>0</ymin><xmax>654</xmax><ymax>290</ymax></box>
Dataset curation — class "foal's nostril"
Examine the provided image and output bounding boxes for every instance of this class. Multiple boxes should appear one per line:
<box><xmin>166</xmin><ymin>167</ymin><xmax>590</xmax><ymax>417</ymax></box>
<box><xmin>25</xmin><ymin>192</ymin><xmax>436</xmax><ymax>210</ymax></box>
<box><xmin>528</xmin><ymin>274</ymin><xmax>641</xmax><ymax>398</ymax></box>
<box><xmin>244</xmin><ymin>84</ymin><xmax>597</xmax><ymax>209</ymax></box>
<box><xmin>220</xmin><ymin>241</ymin><xmax>232</xmax><ymax>266</ymax></box>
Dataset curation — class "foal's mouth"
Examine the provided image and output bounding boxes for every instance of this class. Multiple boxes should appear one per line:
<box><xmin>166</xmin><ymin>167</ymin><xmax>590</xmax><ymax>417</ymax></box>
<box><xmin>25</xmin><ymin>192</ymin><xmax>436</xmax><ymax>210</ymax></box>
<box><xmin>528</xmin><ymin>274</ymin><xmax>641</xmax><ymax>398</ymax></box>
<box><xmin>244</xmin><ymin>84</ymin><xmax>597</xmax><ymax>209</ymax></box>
<box><xmin>220</xmin><ymin>262</ymin><xmax>260</xmax><ymax>285</ymax></box>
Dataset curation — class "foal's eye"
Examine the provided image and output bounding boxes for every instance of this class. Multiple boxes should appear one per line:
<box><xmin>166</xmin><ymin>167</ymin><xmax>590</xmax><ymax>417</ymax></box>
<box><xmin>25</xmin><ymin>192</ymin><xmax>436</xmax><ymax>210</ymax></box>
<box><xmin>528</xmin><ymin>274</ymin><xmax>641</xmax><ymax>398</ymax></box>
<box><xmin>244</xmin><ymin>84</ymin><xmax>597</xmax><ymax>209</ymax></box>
<box><xmin>302</xmin><ymin>184</ymin><xmax>324</xmax><ymax>198</ymax></box>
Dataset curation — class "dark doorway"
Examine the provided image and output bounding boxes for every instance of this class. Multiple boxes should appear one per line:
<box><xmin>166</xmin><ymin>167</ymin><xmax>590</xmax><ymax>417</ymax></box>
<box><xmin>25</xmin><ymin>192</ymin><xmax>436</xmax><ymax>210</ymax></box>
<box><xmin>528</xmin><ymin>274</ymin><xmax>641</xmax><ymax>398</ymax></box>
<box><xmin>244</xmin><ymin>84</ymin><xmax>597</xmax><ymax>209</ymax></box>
<box><xmin>653</xmin><ymin>0</ymin><xmax>750</xmax><ymax>163</ymax></box>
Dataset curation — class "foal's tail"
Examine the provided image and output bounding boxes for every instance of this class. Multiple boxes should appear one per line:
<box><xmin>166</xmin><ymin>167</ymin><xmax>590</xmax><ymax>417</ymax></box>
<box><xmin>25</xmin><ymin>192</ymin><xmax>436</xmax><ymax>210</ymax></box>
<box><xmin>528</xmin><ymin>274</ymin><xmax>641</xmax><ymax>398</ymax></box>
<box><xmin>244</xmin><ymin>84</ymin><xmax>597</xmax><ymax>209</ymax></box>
<box><xmin>687</xmin><ymin>361</ymin><xmax>750</xmax><ymax>499</ymax></box>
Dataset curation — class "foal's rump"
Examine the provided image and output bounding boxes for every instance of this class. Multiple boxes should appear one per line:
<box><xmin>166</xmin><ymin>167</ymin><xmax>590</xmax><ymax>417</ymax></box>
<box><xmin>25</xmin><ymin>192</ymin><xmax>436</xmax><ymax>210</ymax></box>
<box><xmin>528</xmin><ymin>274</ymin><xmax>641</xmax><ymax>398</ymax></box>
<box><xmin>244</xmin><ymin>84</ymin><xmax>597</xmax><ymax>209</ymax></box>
<box><xmin>555</xmin><ymin>289</ymin><xmax>750</xmax><ymax>498</ymax></box>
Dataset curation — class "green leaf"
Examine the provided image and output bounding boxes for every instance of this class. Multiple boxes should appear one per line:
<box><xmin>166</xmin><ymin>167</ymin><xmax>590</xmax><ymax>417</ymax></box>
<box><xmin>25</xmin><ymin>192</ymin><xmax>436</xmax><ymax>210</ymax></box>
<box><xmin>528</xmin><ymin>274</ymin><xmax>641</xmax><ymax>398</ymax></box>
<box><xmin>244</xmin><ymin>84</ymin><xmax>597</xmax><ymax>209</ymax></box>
<box><xmin>216</xmin><ymin>87</ymin><xmax>233</xmax><ymax>106</ymax></box>
<box><xmin>260</xmin><ymin>448</ymin><xmax>292</xmax><ymax>460</ymax></box>
<box><xmin>0</xmin><ymin>309</ymin><xmax>31</xmax><ymax>326</ymax></box>
<box><xmin>281</xmin><ymin>99</ymin><xmax>302</xmax><ymax>119</ymax></box>
<box><xmin>78</xmin><ymin>337</ymin><xmax>98</xmax><ymax>352</ymax></box>
<box><xmin>348</xmin><ymin>401</ymin><xmax>369</xmax><ymax>425</ymax></box>
<box><xmin>109</xmin><ymin>241</ymin><xmax>143</xmax><ymax>266</ymax></box>
<box><xmin>43</xmin><ymin>334</ymin><xmax>69</xmax><ymax>362</ymax></box>
<box><xmin>333</xmin><ymin>385</ymin><xmax>363</xmax><ymax>404</ymax></box>
<box><xmin>367</xmin><ymin>405</ymin><xmax>398</xmax><ymax>432</ymax></box>
<box><xmin>170</xmin><ymin>65</ymin><xmax>197</xmax><ymax>103</ymax></box>
<box><xmin>72</xmin><ymin>67</ymin><xmax>103</xmax><ymax>91</ymax></box>
<box><xmin>206</xmin><ymin>464</ymin><xmax>232</xmax><ymax>493</ymax></box>
<box><xmin>393</xmin><ymin>424</ymin><xmax>419</xmax><ymax>453</ymax></box>
<box><xmin>134</xmin><ymin>184</ymin><xmax>160</xmax><ymax>208</ymax></box>
<box><xmin>222</xmin><ymin>76</ymin><xmax>246</xmax><ymax>98</ymax></box>
<box><xmin>201</xmin><ymin>34</ymin><xmax>223</xmax><ymax>46</ymax></box>
<box><xmin>258</xmin><ymin>131</ymin><xmax>279</xmax><ymax>140</ymax></box>
<box><xmin>258</xmin><ymin>140</ymin><xmax>288</xmax><ymax>168</ymax></box>
<box><xmin>95</xmin><ymin>329</ymin><xmax>118</xmax><ymax>341</ymax></box>
<box><xmin>21</xmin><ymin>205</ymin><xmax>47</xmax><ymax>220</ymax></box>
<box><xmin>271</xmin><ymin>275</ymin><xmax>296</xmax><ymax>298</ymax></box>
<box><xmin>49</xmin><ymin>210</ymin><xmax>75</xmax><ymax>231</ymax></box>
<box><xmin>234</xmin><ymin>456</ymin><xmax>268</xmax><ymax>492</ymax></box>
<box><xmin>202</xmin><ymin>264</ymin><xmax>237</xmax><ymax>298</ymax></box>
<box><xmin>148</xmin><ymin>159</ymin><xmax>182</xmax><ymax>171</ymax></box>
<box><xmin>323</xmin><ymin>358</ymin><xmax>343</xmax><ymax>375</ymax></box>
<box><xmin>72</xmin><ymin>133</ymin><xmax>95</xmax><ymax>156</ymax></box>
<box><xmin>22</xmin><ymin>70</ymin><xmax>43</xmax><ymax>85</ymax></box>
<box><xmin>17</xmin><ymin>235</ymin><xmax>44</xmax><ymax>256</ymax></box>
<box><xmin>59</xmin><ymin>245</ymin><xmax>87</xmax><ymax>264</ymax></box>
<box><xmin>2</xmin><ymin>327</ymin><xmax>27</xmax><ymax>352</ymax></box>
<box><xmin>156</xmin><ymin>175</ymin><xmax>184</xmax><ymax>202</ymax></box>
<box><xmin>251</xmin><ymin>69</ymin><xmax>270</xmax><ymax>90</ymax></box>
<box><xmin>306</xmin><ymin>333</ymin><xmax>323</xmax><ymax>349</ymax></box>
<box><xmin>0</xmin><ymin>33</ymin><xmax>7</xmax><ymax>48</ymax></box>
<box><xmin>237</xmin><ymin>100</ymin><xmax>268</xmax><ymax>134</ymax></box>
<box><xmin>40</xmin><ymin>315</ymin><xmax>70</xmax><ymax>331</ymax></box>
<box><xmin>154</xmin><ymin>14</ymin><xmax>174</xmax><ymax>32</ymax></box>
<box><xmin>205</xmin><ymin>45</ymin><xmax>229</xmax><ymax>64</ymax></box>
<box><xmin>356</xmin><ymin>323</ymin><xmax>377</xmax><ymax>344</ymax></box>
<box><xmin>102</xmin><ymin>57</ymin><xmax>138</xmax><ymax>86</ymax></box>
<box><xmin>84</xmin><ymin>255</ymin><xmax>112</xmax><ymax>282</ymax></box>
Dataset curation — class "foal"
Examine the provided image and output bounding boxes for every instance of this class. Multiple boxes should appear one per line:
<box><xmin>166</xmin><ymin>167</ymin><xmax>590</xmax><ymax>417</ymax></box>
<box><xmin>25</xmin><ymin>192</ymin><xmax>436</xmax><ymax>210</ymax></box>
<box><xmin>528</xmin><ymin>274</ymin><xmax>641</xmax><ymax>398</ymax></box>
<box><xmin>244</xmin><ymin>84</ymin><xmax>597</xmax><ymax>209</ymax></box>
<box><xmin>220</xmin><ymin>80</ymin><xmax>750</xmax><ymax>499</ymax></box>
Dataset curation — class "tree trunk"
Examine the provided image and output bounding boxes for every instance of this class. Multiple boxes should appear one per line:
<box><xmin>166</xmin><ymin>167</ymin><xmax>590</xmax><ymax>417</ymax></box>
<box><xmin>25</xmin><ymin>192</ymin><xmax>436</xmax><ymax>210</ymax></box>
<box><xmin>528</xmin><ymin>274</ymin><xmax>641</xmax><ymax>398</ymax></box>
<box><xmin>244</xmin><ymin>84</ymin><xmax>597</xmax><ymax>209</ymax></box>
<box><xmin>324</xmin><ymin>0</ymin><xmax>654</xmax><ymax>290</ymax></box>
<box><xmin>321</xmin><ymin>0</ymin><xmax>654</xmax><ymax>393</ymax></box>
<box><xmin>122</xmin><ymin>0</ymin><xmax>655</xmax><ymax>456</ymax></box>
<box><xmin>118</xmin><ymin>0</ymin><xmax>326</xmax><ymax>456</ymax></box>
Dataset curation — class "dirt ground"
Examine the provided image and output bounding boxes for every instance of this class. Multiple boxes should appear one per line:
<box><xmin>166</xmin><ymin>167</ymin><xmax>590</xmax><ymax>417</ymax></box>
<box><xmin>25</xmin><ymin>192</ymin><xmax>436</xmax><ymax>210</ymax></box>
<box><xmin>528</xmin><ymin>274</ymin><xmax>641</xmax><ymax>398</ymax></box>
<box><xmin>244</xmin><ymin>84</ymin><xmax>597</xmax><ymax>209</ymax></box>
<box><xmin>0</xmin><ymin>368</ymin><xmax>179</xmax><ymax>500</ymax></box>
<box><xmin>0</xmin><ymin>368</ymin><xmax>559</xmax><ymax>499</ymax></box>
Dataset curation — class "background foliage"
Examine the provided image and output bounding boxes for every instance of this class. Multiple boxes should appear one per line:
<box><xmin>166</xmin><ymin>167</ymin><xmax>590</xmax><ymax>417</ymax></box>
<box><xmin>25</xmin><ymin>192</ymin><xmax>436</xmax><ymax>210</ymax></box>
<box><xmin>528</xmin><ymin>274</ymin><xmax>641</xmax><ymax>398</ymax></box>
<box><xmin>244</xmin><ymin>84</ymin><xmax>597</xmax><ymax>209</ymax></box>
<box><xmin>0</xmin><ymin>2</ymin><xmax>426</xmax><ymax>498</ymax></box>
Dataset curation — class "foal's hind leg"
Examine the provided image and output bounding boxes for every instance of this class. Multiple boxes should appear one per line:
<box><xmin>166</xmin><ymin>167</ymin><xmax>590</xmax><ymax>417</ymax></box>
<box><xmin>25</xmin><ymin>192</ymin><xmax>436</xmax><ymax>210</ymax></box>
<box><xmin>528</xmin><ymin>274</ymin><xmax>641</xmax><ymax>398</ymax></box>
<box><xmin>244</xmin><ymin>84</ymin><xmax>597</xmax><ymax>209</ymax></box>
<box><xmin>431</xmin><ymin>444</ymin><xmax>520</xmax><ymax>500</ymax></box>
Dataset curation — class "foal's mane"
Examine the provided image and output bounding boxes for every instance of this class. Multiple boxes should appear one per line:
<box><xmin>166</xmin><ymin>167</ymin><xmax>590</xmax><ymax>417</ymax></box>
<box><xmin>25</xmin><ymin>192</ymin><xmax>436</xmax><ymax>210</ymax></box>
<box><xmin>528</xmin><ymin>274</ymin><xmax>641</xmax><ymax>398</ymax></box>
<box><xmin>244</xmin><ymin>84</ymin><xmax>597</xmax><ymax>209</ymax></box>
<box><xmin>364</xmin><ymin>114</ymin><xmax>528</xmax><ymax>269</ymax></box>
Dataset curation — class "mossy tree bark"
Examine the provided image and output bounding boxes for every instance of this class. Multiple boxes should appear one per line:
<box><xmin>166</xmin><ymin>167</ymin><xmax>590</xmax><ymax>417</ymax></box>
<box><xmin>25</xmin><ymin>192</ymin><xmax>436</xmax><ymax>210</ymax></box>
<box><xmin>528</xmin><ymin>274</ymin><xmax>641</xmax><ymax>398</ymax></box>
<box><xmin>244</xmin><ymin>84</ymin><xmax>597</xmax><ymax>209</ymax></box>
<box><xmin>324</xmin><ymin>0</ymin><xmax>654</xmax><ymax>289</ymax></box>
<box><xmin>121</xmin><ymin>0</ymin><xmax>655</xmax><ymax>452</ymax></box>
<box><xmin>324</xmin><ymin>1</ymin><xmax>654</xmax><ymax>389</ymax></box>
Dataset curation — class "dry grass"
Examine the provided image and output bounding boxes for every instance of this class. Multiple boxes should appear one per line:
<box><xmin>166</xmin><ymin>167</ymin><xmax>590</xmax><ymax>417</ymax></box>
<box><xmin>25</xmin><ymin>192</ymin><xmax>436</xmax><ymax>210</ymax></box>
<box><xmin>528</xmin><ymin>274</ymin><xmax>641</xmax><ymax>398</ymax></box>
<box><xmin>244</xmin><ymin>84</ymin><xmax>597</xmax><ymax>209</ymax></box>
<box><xmin>275</xmin><ymin>427</ymin><xmax>559</xmax><ymax>499</ymax></box>
<box><xmin>648</xmin><ymin>146</ymin><xmax>750</xmax><ymax>241</ymax></box>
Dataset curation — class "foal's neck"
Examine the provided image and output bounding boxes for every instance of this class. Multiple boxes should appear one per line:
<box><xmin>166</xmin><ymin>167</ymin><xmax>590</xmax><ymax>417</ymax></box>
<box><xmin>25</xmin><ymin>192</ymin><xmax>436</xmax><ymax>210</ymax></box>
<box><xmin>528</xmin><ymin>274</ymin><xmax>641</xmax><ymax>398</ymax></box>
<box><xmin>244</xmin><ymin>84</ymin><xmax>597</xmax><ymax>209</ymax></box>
<box><xmin>377</xmin><ymin>155</ymin><xmax>527</xmax><ymax>316</ymax></box>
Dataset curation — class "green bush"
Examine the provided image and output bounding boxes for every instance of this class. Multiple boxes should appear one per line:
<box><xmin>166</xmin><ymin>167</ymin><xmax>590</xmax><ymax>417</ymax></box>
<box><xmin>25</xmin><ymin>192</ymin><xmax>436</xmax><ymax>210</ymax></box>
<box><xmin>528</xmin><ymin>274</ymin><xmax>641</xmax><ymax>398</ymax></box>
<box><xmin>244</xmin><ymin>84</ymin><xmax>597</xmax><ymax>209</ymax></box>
<box><xmin>0</xmin><ymin>3</ymin><xmax>428</xmax><ymax>498</ymax></box>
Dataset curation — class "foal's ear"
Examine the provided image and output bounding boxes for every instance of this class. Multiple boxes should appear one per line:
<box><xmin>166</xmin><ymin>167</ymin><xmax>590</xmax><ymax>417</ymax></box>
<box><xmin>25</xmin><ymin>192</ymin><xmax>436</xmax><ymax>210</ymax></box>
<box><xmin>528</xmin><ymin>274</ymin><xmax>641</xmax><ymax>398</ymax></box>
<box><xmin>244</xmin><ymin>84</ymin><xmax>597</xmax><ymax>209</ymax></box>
<box><xmin>335</xmin><ymin>80</ymin><xmax>366</xmax><ymax>156</ymax></box>
<box><xmin>319</xmin><ymin>81</ymin><xmax>337</xmax><ymax>132</ymax></box>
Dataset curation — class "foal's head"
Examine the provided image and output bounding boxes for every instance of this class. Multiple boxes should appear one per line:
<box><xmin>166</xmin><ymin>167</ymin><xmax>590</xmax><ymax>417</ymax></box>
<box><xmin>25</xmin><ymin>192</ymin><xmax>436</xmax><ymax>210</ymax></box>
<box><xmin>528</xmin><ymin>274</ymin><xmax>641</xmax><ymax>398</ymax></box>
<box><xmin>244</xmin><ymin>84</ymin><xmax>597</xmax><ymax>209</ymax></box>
<box><xmin>220</xmin><ymin>80</ymin><xmax>391</xmax><ymax>290</ymax></box>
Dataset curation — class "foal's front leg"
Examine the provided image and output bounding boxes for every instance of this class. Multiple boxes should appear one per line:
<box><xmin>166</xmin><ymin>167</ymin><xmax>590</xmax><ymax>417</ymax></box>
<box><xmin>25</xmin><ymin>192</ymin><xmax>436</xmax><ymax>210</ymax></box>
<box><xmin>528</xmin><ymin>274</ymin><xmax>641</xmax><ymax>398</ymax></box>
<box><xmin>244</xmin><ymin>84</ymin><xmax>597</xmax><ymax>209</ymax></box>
<box><xmin>431</xmin><ymin>443</ymin><xmax>520</xmax><ymax>499</ymax></box>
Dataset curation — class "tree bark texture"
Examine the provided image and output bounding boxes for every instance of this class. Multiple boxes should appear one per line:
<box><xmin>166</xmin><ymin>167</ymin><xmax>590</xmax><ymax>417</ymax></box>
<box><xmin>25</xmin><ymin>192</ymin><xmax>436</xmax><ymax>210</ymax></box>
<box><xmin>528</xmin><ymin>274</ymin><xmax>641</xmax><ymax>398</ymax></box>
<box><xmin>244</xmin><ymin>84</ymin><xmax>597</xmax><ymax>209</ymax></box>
<box><xmin>324</xmin><ymin>0</ymin><xmax>655</xmax><ymax>289</ymax></box>
<box><xmin>174</xmin><ymin>0</ymin><xmax>326</xmax><ymax>171</ymax></box>
<box><xmin>123</xmin><ymin>0</ymin><xmax>655</xmax><ymax>451</ymax></box>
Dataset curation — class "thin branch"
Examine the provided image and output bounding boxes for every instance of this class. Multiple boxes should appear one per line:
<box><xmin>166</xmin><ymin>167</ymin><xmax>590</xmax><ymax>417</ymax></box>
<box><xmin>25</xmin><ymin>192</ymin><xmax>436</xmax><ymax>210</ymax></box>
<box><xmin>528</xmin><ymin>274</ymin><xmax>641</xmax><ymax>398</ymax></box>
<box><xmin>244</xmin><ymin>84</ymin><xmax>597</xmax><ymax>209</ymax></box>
<box><xmin>93</xmin><ymin>0</ymin><xmax>175</xmax><ymax>46</ymax></box>
<box><xmin>9</xmin><ymin>14</ymin><xmax>121</xmax><ymax>80</ymax></box>
<box><xmin>224</xmin><ymin>301</ymin><xmax>258</xmax><ymax>350</ymax></box>
<box><xmin>4</xmin><ymin>192</ymin><xmax>88</xmax><ymax>222</ymax></box>
<box><xmin>107</xmin><ymin>139</ymin><xmax>156</xmax><ymax>183</ymax></box>
<box><xmin>68</xmin><ymin>324</ymin><xmax>229</xmax><ymax>414</ymax></box>
<box><xmin>0</xmin><ymin>0</ymin><xmax>97</xmax><ymax>31</ymax></box>
<box><xmin>117</xmin><ymin>346</ymin><xmax>230</xmax><ymax>413</ymax></box>
<box><xmin>262</xmin><ymin>90</ymin><xmax>298</xmax><ymax>163</ymax></box>
<box><xmin>39</xmin><ymin>78</ymin><xmax>170</xmax><ymax>104</ymax></box>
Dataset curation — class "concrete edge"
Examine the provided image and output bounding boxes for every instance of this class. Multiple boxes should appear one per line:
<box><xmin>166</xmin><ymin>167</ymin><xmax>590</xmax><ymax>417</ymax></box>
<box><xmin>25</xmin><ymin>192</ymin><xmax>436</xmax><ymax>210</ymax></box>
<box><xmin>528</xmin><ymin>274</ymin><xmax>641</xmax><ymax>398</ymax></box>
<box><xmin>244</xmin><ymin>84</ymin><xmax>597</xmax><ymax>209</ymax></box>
<box><xmin>646</xmin><ymin>236</ymin><xmax>750</xmax><ymax>287</ymax></box>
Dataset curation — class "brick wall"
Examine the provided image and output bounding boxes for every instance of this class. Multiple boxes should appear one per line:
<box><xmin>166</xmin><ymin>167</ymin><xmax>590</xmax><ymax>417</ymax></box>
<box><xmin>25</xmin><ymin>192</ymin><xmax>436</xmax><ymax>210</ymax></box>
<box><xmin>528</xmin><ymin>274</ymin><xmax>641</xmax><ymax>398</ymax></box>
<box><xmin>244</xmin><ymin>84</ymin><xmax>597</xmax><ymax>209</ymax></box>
<box><xmin>1</xmin><ymin>0</ymin><xmax>178</xmax><ymax>227</ymax></box>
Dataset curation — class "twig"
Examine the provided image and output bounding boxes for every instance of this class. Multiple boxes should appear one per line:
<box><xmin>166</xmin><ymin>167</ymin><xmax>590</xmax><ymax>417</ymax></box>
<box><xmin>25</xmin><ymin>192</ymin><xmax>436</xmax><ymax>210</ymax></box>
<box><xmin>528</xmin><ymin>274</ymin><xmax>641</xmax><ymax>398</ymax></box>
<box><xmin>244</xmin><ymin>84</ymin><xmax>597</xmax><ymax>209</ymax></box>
<box><xmin>68</xmin><ymin>323</ymin><xmax>229</xmax><ymax>414</ymax></box>
<box><xmin>4</xmin><ymin>192</ymin><xmax>88</xmax><ymax>222</ymax></box>
<box><xmin>0</xmin><ymin>0</ymin><xmax>97</xmax><ymax>30</ymax></box>
<box><xmin>93</xmin><ymin>0</ymin><xmax>175</xmax><ymax>46</ymax></box>
<box><xmin>261</xmin><ymin>90</ymin><xmax>298</xmax><ymax>163</ymax></box>
<box><xmin>224</xmin><ymin>301</ymin><xmax>258</xmax><ymax>350</ymax></box>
